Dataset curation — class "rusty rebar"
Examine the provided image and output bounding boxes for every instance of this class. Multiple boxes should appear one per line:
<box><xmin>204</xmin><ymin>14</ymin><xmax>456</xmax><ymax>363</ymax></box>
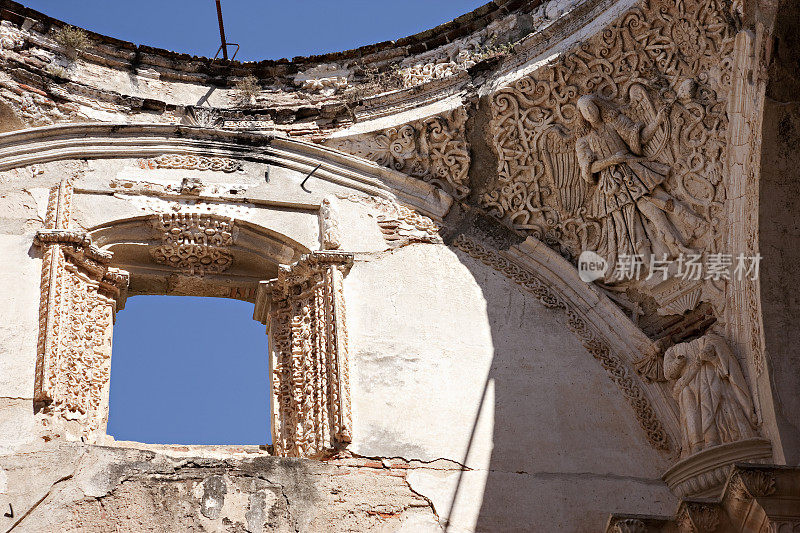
<box><xmin>215</xmin><ymin>0</ymin><xmax>228</xmax><ymax>60</ymax></box>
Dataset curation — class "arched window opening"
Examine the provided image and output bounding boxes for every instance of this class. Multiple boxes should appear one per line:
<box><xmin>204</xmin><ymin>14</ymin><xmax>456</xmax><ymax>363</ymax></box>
<box><xmin>107</xmin><ymin>296</ymin><xmax>270</xmax><ymax>445</ymax></box>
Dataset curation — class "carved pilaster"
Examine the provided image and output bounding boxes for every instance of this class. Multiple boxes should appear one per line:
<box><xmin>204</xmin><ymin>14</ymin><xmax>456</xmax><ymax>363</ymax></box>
<box><xmin>255</xmin><ymin>251</ymin><xmax>353</xmax><ymax>457</ymax></box>
<box><xmin>34</xmin><ymin>178</ymin><xmax>128</xmax><ymax>439</ymax></box>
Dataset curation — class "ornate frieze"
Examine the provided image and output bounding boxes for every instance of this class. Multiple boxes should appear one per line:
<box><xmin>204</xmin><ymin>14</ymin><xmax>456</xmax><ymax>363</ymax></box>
<box><xmin>255</xmin><ymin>251</ymin><xmax>353</xmax><ymax>458</ymax></box>
<box><xmin>150</xmin><ymin>213</ymin><xmax>238</xmax><ymax>276</ymax></box>
<box><xmin>138</xmin><ymin>154</ymin><xmax>242</xmax><ymax>173</ymax></box>
<box><xmin>325</xmin><ymin>108</ymin><xmax>471</xmax><ymax>199</ymax></box>
<box><xmin>452</xmin><ymin>234</ymin><xmax>671</xmax><ymax>451</ymax></box>
<box><xmin>34</xmin><ymin>177</ymin><xmax>128</xmax><ymax>439</ymax></box>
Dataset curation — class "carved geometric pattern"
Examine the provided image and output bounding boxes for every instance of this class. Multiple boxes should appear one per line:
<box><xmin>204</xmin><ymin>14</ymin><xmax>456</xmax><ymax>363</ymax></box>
<box><xmin>138</xmin><ymin>154</ymin><xmax>242</xmax><ymax>173</ymax></box>
<box><xmin>326</xmin><ymin>108</ymin><xmax>471</xmax><ymax>199</ymax></box>
<box><xmin>150</xmin><ymin>213</ymin><xmax>237</xmax><ymax>276</ymax></box>
<box><xmin>452</xmin><ymin>234</ymin><xmax>671</xmax><ymax>451</ymax></box>
<box><xmin>34</xmin><ymin>177</ymin><xmax>128</xmax><ymax>438</ymax></box>
<box><xmin>258</xmin><ymin>251</ymin><xmax>354</xmax><ymax>458</ymax></box>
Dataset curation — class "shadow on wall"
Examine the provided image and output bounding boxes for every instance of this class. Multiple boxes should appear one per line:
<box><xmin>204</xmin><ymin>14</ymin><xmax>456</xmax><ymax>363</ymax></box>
<box><xmin>441</xmin><ymin>237</ymin><xmax>676</xmax><ymax>532</ymax></box>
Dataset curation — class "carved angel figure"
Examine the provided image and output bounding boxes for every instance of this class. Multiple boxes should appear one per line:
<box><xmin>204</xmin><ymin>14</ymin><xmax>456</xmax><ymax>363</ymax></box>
<box><xmin>573</xmin><ymin>89</ymin><xmax>702</xmax><ymax>276</ymax></box>
<box><xmin>663</xmin><ymin>333</ymin><xmax>758</xmax><ymax>457</ymax></box>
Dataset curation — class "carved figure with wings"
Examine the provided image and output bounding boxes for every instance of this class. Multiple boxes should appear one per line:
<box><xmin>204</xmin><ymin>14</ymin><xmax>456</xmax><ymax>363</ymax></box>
<box><xmin>562</xmin><ymin>85</ymin><xmax>703</xmax><ymax>278</ymax></box>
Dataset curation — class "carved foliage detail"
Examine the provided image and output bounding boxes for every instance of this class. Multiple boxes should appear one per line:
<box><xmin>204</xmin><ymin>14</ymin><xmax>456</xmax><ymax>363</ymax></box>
<box><xmin>729</xmin><ymin>469</ymin><xmax>777</xmax><ymax>501</ymax></box>
<box><xmin>452</xmin><ymin>234</ymin><xmax>670</xmax><ymax>451</ymax></box>
<box><xmin>611</xmin><ymin>519</ymin><xmax>647</xmax><ymax>533</ymax></box>
<box><xmin>151</xmin><ymin>213</ymin><xmax>238</xmax><ymax>276</ymax></box>
<box><xmin>677</xmin><ymin>502</ymin><xmax>720</xmax><ymax>533</ymax></box>
<box><xmin>34</xmin><ymin>178</ymin><xmax>128</xmax><ymax>438</ymax></box>
<box><xmin>266</xmin><ymin>252</ymin><xmax>353</xmax><ymax>458</ymax></box>
<box><xmin>338</xmin><ymin>194</ymin><xmax>442</xmax><ymax>245</ymax></box>
<box><xmin>326</xmin><ymin>108</ymin><xmax>471</xmax><ymax>199</ymax></box>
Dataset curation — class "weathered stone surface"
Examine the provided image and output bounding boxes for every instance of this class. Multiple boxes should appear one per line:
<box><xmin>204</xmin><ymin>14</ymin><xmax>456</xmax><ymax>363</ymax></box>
<box><xmin>0</xmin><ymin>444</ymin><xmax>439</xmax><ymax>532</ymax></box>
<box><xmin>0</xmin><ymin>0</ymin><xmax>798</xmax><ymax>531</ymax></box>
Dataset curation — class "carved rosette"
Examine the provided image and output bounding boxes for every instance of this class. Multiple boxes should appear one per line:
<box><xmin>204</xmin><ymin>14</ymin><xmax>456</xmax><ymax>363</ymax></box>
<box><xmin>34</xmin><ymin>178</ymin><xmax>128</xmax><ymax>438</ymax></box>
<box><xmin>255</xmin><ymin>251</ymin><xmax>353</xmax><ymax>458</ymax></box>
<box><xmin>150</xmin><ymin>213</ymin><xmax>238</xmax><ymax>276</ymax></box>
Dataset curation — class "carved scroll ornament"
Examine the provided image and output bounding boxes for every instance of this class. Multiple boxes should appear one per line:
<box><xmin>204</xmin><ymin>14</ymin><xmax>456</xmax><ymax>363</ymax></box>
<box><xmin>139</xmin><ymin>154</ymin><xmax>242</xmax><ymax>173</ymax></box>
<box><xmin>254</xmin><ymin>251</ymin><xmax>353</xmax><ymax>458</ymax></box>
<box><xmin>34</xmin><ymin>178</ymin><xmax>128</xmax><ymax>439</ymax></box>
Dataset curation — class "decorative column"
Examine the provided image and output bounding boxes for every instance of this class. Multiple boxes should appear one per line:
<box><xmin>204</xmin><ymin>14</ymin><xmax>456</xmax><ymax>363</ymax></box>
<box><xmin>254</xmin><ymin>251</ymin><xmax>353</xmax><ymax>458</ymax></box>
<box><xmin>33</xmin><ymin>178</ymin><xmax>129</xmax><ymax>439</ymax></box>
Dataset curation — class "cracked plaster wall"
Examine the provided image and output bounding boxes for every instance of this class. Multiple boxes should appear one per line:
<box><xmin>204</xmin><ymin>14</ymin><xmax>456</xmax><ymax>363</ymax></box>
<box><xmin>0</xmin><ymin>156</ymin><xmax>677</xmax><ymax>532</ymax></box>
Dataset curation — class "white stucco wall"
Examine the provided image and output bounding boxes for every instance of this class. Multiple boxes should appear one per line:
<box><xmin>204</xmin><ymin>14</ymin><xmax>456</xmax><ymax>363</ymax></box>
<box><xmin>344</xmin><ymin>243</ymin><xmax>676</xmax><ymax>531</ymax></box>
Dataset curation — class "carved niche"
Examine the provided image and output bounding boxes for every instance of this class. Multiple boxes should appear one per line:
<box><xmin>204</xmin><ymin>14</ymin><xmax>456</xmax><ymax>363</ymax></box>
<box><xmin>254</xmin><ymin>251</ymin><xmax>353</xmax><ymax>458</ymax></box>
<box><xmin>33</xmin><ymin>177</ymin><xmax>128</xmax><ymax>439</ymax></box>
<box><xmin>325</xmin><ymin>107</ymin><xmax>471</xmax><ymax>199</ymax></box>
<box><xmin>150</xmin><ymin>213</ymin><xmax>238</xmax><ymax>276</ymax></box>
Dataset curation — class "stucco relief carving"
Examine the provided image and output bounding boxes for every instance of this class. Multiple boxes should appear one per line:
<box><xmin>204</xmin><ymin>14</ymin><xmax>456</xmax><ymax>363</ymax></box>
<box><xmin>573</xmin><ymin>91</ymin><xmax>705</xmax><ymax>276</ymax></box>
<box><xmin>452</xmin><ymin>234</ymin><xmax>671</xmax><ymax>451</ymax></box>
<box><xmin>319</xmin><ymin>197</ymin><xmax>342</xmax><ymax>250</ymax></box>
<box><xmin>150</xmin><ymin>213</ymin><xmax>238</xmax><ymax>276</ymax></box>
<box><xmin>677</xmin><ymin>501</ymin><xmax>720</xmax><ymax>533</ymax></box>
<box><xmin>339</xmin><ymin>194</ymin><xmax>442</xmax><ymax>245</ymax></box>
<box><xmin>138</xmin><ymin>154</ymin><xmax>243</xmax><ymax>173</ymax></box>
<box><xmin>728</xmin><ymin>468</ymin><xmax>776</xmax><ymax>501</ymax></box>
<box><xmin>255</xmin><ymin>252</ymin><xmax>353</xmax><ymax>458</ymax></box>
<box><xmin>664</xmin><ymin>333</ymin><xmax>758</xmax><ymax>458</ymax></box>
<box><xmin>482</xmin><ymin>0</ymin><xmax>734</xmax><ymax>296</ymax></box>
<box><xmin>34</xmin><ymin>177</ymin><xmax>128</xmax><ymax>439</ymax></box>
<box><xmin>325</xmin><ymin>108</ymin><xmax>471</xmax><ymax>199</ymax></box>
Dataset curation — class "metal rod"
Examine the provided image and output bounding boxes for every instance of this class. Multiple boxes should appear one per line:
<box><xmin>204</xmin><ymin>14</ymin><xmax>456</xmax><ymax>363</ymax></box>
<box><xmin>215</xmin><ymin>0</ymin><xmax>228</xmax><ymax>60</ymax></box>
<box><xmin>300</xmin><ymin>163</ymin><xmax>322</xmax><ymax>192</ymax></box>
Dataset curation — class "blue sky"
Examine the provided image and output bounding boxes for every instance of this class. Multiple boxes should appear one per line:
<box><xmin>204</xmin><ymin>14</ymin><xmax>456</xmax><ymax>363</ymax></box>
<box><xmin>34</xmin><ymin>0</ymin><xmax>486</xmax><ymax>445</ymax></box>
<box><xmin>107</xmin><ymin>296</ymin><xmax>270</xmax><ymax>445</ymax></box>
<box><xmin>18</xmin><ymin>1</ymin><xmax>487</xmax><ymax>61</ymax></box>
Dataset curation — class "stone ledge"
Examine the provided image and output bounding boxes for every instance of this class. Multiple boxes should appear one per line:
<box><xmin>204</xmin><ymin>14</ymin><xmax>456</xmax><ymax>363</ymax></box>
<box><xmin>662</xmin><ymin>438</ymin><xmax>773</xmax><ymax>498</ymax></box>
